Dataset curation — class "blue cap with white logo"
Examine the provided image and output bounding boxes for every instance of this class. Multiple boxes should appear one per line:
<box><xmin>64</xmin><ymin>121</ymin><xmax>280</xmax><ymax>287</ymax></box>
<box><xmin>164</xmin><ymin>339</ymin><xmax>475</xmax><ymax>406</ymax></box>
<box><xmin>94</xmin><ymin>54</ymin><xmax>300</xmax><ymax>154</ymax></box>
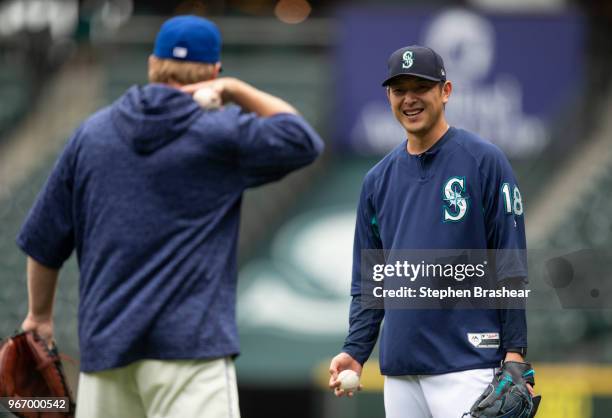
<box><xmin>382</xmin><ymin>45</ymin><xmax>446</xmax><ymax>86</ymax></box>
<box><xmin>153</xmin><ymin>15</ymin><xmax>221</xmax><ymax>63</ymax></box>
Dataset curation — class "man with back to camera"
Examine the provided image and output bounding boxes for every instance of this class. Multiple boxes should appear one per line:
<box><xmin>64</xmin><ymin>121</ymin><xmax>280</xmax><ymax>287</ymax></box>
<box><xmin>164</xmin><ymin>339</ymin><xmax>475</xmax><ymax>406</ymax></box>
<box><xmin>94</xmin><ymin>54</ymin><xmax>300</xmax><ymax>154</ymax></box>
<box><xmin>328</xmin><ymin>46</ymin><xmax>541</xmax><ymax>417</ymax></box>
<box><xmin>17</xmin><ymin>15</ymin><xmax>323</xmax><ymax>418</ymax></box>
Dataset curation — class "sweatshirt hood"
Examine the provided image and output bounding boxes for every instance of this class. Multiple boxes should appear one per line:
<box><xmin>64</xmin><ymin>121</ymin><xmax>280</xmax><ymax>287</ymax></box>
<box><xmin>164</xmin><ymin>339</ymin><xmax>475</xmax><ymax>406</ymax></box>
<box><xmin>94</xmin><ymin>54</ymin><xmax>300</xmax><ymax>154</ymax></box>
<box><xmin>111</xmin><ymin>84</ymin><xmax>201</xmax><ymax>154</ymax></box>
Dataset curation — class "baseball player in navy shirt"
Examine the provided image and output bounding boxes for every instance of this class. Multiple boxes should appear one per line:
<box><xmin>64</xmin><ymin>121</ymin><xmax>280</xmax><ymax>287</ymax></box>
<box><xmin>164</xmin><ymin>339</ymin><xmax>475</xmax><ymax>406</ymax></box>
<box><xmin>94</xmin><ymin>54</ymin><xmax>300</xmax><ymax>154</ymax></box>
<box><xmin>18</xmin><ymin>15</ymin><xmax>323</xmax><ymax>418</ymax></box>
<box><xmin>329</xmin><ymin>46</ymin><xmax>537</xmax><ymax>417</ymax></box>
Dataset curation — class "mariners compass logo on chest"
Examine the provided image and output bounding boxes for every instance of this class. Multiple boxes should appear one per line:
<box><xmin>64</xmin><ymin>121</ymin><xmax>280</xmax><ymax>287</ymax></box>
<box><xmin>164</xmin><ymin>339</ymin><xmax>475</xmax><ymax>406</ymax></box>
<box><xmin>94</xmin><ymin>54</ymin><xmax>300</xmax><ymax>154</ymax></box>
<box><xmin>442</xmin><ymin>176</ymin><xmax>470</xmax><ymax>222</ymax></box>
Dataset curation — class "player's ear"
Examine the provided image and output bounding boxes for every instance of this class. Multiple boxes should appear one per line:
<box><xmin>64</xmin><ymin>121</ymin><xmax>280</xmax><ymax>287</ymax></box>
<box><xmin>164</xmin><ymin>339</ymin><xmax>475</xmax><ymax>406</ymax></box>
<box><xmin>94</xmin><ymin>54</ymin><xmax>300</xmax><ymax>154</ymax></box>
<box><xmin>148</xmin><ymin>55</ymin><xmax>159</xmax><ymax>70</ymax></box>
<box><xmin>441</xmin><ymin>81</ymin><xmax>452</xmax><ymax>104</ymax></box>
<box><xmin>211</xmin><ymin>62</ymin><xmax>222</xmax><ymax>79</ymax></box>
<box><xmin>147</xmin><ymin>55</ymin><xmax>159</xmax><ymax>83</ymax></box>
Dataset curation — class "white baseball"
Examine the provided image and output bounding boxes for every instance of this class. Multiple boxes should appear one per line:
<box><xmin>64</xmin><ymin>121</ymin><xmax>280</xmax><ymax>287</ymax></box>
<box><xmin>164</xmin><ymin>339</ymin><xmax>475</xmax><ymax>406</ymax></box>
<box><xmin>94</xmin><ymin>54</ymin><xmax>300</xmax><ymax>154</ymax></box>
<box><xmin>193</xmin><ymin>87</ymin><xmax>222</xmax><ymax>109</ymax></box>
<box><xmin>337</xmin><ymin>369</ymin><xmax>360</xmax><ymax>391</ymax></box>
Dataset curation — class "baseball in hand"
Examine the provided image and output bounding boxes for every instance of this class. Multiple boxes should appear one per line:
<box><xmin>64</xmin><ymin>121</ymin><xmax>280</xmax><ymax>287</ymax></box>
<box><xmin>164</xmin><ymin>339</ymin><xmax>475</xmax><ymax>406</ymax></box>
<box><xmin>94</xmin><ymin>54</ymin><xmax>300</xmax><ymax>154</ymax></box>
<box><xmin>337</xmin><ymin>369</ymin><xmax>360</xmax><ymax>391</ymax></box>
<box><xmin>193</xmin><ymin>87</ymin><xmax>222</xmax><ymax>109</ymax></box>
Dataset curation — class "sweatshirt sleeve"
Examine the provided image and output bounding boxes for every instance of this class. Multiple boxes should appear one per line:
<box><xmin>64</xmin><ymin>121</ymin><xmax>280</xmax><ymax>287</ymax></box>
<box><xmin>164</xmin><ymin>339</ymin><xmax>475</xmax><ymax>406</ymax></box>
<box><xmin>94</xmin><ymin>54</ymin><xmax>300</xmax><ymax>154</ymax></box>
<box><xmin>341</xmin><ymin>175</ymin><xmax>385</xmax><ymax>365</ymax></box>
<box><xmin>16</xmin><ymin>128</ymin><xmax>81</xmax><ymax>269</ymax></box>
<box><xmin>480</xmin><ymin>146</ymin><xmax>527</xmax><ymax>281</ymax></box>
<box><xmin>480</xmin><ymin>146</ymin><xmax>528</xmax><ymax>350</ymax></box>
<box><xmin>235</xmin><ymin>112</ymin><xmax>324</xmax><ymax>188</ymax></box>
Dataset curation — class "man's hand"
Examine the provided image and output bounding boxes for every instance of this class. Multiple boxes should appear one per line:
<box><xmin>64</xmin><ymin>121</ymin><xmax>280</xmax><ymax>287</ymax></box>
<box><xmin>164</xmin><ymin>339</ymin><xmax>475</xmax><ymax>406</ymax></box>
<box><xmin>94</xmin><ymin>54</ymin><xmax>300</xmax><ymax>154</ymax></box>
<box><xmin>470</xmin><ymin>360</ymin><xmax>540</xmax><ymax>417</ymax></box>
<box><xmin>181</xmin><ymin>77</ymin><xmax>236</xmax><ymax>104</ymax></box>
<box><xmin>328</xmin><ymin>352</ymin><xmax>363</xmax><ymax>397</ymax></box>
<box><xmin>20</xmin><ymin>314</ymin><xmax>54</xmax><ymax>350</ymax></box>
<box><xmin>181</xmin><ymin>77</ymin><xmax>298</xmax><ymax>117</ymax></box>
<box><xmin>505</xmin><ymin>352</ymin><xmax>535</xmax><ymax>396</ymax></box>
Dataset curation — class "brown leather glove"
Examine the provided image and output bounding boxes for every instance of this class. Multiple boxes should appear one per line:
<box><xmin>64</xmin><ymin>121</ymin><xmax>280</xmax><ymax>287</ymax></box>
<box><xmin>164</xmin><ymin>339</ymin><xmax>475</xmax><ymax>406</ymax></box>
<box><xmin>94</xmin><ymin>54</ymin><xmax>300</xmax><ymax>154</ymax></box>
<box><xmin>0</xmin><ymin>331</ymin><xmax>75</xmax><ymax>417</ymax></box>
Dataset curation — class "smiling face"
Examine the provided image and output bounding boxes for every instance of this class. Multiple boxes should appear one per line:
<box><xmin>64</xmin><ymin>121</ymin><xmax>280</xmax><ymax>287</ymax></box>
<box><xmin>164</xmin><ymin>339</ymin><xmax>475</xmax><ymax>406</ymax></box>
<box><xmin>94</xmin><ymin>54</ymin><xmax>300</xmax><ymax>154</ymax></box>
<box><xmin>386</xmin><ymin>75</ymin><xmax>452</xmax><ymax>138</ymax></box>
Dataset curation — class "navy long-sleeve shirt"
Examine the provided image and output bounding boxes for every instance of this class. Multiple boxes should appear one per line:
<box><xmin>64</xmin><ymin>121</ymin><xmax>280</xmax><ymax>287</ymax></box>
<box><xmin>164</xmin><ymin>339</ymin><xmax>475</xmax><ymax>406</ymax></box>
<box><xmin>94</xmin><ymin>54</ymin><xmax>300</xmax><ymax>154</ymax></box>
<box><xmin>17</xmin><ymin>84</ymin><xmax>324</xmax><ymax>372</ymax></box>
<box><xmin>342</xmin><ymin>127</ymin><xmax>527</xmax><ymax>375</ymax></box>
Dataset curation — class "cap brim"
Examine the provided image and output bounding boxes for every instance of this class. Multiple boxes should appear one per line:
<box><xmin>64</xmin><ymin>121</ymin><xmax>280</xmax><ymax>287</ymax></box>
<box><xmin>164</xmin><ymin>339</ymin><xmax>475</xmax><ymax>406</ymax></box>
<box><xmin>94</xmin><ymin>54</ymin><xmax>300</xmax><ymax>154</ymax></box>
<box><xmin>382</xmin><ymin>73</ymin><xmax>443</xmax><ymax>86</ymax></box>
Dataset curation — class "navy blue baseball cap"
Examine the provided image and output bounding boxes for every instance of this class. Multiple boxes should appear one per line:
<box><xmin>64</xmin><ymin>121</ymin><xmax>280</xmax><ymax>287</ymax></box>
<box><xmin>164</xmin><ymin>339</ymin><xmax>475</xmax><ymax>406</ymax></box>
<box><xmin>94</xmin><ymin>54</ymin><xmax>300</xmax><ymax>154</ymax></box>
<box><xmin>153</xmin><ymin>15</ymin><xmax>221</xmax><ymax>63</ymax></box>
<box><xmin>382</xmin><ymin>45</ymin><xmax>446</xmax><ymax>86</ymax></box>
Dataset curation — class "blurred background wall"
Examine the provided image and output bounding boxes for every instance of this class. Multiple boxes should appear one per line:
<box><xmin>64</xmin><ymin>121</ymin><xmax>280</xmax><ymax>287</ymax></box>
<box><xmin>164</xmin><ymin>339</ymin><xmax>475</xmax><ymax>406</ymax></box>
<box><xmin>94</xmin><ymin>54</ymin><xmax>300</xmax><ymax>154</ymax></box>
<box><xmin>1</xmin><ymin>0</ymin><xmax>612</xmax><ymax>417</ymax></box>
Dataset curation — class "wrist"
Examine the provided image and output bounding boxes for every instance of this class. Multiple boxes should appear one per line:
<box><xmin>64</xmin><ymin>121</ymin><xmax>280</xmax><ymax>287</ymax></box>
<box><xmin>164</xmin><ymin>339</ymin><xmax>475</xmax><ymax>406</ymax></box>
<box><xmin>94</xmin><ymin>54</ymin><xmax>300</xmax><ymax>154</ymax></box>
<box><xmin>26</xmin><ymin>311</ymin><xmax>52</xmax><ymax>323</ymax></box>
<box><xmin>222</xmin><ymin>77</ymin><xmax>241</xmax><ymax>102</ymax></box>
<box><xmin>504</xmin><ymin>352</ymin><xmax>525</xmax><ymax>363</ymax></box>
<box><xmin>505</xmin><ymin>346</ymin><xmax>527</xmax><ymax>357</ymax></box>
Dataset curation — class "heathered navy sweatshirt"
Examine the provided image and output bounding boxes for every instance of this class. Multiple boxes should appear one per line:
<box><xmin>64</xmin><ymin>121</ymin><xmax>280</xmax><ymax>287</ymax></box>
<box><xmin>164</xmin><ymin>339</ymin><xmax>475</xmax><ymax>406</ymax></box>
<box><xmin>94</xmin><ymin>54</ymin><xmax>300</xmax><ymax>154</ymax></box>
<box><xmin>17</xmin><ymin>84</ymin><xmax>324</xmax><ymax>372</ymax></box>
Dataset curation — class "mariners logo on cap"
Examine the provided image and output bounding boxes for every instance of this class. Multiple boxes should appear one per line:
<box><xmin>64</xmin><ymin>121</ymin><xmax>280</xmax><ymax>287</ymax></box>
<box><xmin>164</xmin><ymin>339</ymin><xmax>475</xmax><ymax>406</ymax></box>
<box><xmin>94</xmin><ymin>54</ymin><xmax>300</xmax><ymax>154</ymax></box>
<box><xmin>402</xmin><ymin>51</ymin><xmax>414</xmax><ymax>69</ymax></box>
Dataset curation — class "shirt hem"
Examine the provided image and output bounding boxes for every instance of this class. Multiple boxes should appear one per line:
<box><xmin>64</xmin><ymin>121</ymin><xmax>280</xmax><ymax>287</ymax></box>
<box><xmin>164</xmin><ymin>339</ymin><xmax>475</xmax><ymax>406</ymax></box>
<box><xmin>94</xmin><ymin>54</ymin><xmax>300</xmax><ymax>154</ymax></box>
<box><xmin>381</xmin><ymin>360</ymin><xmax>501</xmax><ymax>376</ymax></box>
<box><xmin>80</xmin><ymin>349</ymin><xmax>241</xmax><ymax>373</ymax></box>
